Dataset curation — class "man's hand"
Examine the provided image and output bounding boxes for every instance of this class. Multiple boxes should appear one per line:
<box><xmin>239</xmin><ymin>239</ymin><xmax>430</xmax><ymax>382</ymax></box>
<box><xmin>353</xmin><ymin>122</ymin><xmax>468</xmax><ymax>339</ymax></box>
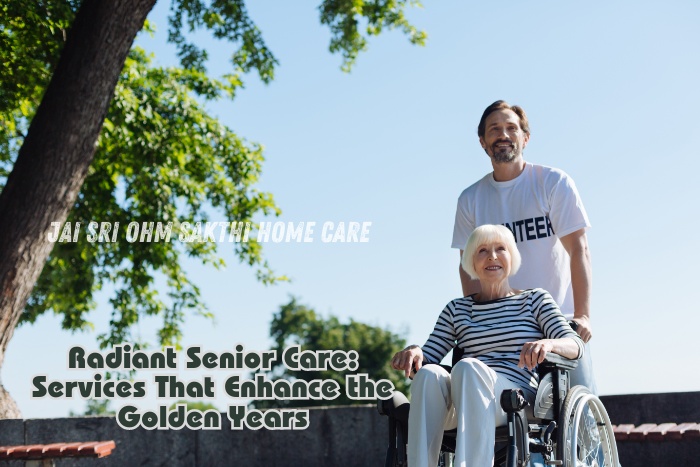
<box><xmin>518</xmin><ymin>340</ymin><xmax>554</xmax><ymax>370</ymax></box>
<box><xmin>572</xmin><ymin>315</ymin><xmax>592</xmax><ymax>343</ymax></box>
<box><xmin>391</xmin><ymin>345</ymin><xmax>424</xmax><ymax>378</ymax></box>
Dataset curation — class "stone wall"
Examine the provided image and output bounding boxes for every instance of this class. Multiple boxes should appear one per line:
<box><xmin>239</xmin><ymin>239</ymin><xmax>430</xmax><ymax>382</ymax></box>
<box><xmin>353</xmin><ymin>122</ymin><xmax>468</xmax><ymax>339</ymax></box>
<box><xmin>600</xmin><ymin>391</ymin><xmax>700</xmax><ymax>425</ymax></box>
<box><xmin>0</xmin><ymin>392</ymin><xmax>697</xmax><ymax>466</ymax></box>
<box><xmin>600</xmin><ymin>392</ymin><xmax>700</xmax><ymax>467</ymax></box>
<box><xmin>0</xmin><ymin>405</ymin><xmax>387</xmax><ymax>466</ymax></box>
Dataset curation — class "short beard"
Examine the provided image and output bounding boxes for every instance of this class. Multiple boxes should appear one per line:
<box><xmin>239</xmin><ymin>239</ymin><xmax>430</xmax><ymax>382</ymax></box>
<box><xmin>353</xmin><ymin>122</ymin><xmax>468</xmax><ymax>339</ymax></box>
<box><xmin>492</xmin><ymin>150</ymin><xmax>517</xmax><ymax>163</ymax></box>
<box><xmin>485</xmin><ymin>143</ymin><xmax>519</xmax><ymax>163</ymax></box>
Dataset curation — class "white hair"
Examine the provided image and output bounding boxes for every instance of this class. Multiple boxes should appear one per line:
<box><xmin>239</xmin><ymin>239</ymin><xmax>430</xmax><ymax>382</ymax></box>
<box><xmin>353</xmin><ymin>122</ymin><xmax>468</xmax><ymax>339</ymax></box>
<box><xmin>461</xmin><ymin>224</ymin><xmax>521</xmax><ymax>279</ymax></box>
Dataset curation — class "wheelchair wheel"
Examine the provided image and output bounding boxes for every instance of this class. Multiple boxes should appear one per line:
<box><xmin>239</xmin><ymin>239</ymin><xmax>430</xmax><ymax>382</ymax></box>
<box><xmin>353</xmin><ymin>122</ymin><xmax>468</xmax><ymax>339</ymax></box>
<box><xmin>557</xmin><ymin>385</ymin><xmax>619</xmax><ymax>467</ymax></box>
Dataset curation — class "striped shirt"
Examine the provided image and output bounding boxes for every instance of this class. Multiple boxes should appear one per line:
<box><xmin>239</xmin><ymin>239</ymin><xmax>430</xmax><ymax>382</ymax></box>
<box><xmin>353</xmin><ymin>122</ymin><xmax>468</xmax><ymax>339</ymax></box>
<box><xmin>421</xmin><ymin>288</ymin><xmax>584</xmax><ymax>399</ymax></box>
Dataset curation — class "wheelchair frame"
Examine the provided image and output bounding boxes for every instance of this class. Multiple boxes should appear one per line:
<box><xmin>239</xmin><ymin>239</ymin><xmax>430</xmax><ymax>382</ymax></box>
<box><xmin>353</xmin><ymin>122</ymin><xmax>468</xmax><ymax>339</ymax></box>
<box><xmin>378</xmin><ymin>351</ymin><xmax>619</xmax><ymax>467</ymax></box>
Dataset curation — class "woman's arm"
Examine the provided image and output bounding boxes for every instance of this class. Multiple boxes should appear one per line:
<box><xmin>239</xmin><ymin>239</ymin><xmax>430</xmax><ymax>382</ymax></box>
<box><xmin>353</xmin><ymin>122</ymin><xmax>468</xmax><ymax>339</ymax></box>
<box><xmin>391</xmin><ymin>300</ymin><xmax>461</xmax><ymax>377</ymax></box>
<box><xmin>517</xmin><ymin>337</ymin><xmax>580</xmax><ymax>370</ymax></box>
<box><xmin>517</xmin><ymin>289</ymin><xmax>585</xmax><ymax>370</ymax></box>
<box><xmin>403</xmin><ymin>300</ymin><xmax>459</xmax><ymax>374</ymax></box>
<box><xmin>560</xmin><ymin>229</ymin><xmax>593</xmax><ymax>343</ymax></box>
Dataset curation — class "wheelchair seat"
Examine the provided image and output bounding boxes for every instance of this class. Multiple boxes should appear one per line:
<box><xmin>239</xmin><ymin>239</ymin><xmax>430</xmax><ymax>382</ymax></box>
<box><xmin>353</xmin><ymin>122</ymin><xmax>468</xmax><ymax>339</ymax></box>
<box><xmin>378</xmin><ymin>351</ymin><xmax>619</xmax><ymax>467</ymax></box>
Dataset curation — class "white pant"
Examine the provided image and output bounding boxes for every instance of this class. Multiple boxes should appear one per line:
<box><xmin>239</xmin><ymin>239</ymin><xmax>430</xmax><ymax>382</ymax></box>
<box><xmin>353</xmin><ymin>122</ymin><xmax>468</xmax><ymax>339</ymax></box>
<box><xmin>408</xmin><ymin>358</ymin><xmax>521</xmax><ymax>467</ymax></box>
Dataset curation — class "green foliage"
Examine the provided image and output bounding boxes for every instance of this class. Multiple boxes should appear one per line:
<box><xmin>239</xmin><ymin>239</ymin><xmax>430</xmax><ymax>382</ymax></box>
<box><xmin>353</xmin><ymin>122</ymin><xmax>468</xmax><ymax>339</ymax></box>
<box><xmin>169</xmin><ymin>399</ymin><xmax>219</xmax><ymax>411</ymax></box>
<box><xmin>0</xmin><ymin>0</ymin><xmax>425</xmax><ymax>349</ymax></box>
<box><xmin>168</xmin><ymin>0</ymin><xmax>277</xmax><ymax>84</ymax></box>
<box><xmin>0</xmin><ymin>0</ymin><xmax>76</xmax><ymax>171</ymax></box>
<box><xmin>23</xmin><ymin>47</ymin><xmax>283</xmax><ymax>348</ymax></box>
<box><xmin>1</xmin><ymin>1</ymin><xmax>283</xmax><ymax>348</ymax></box>
<box><xmin>319</xmin><ymin>0</ymin><xmax>427</xmax><ymax>71</ymax></box>
<box><xmin>254</xmin><ymin>297</ymin><xmax>409</xmax><ymax>408</ymax></box>
<box><xmin>69</xmin><ymin>399</ymin><xmax>116</xmax><ymax>417</ymax></box>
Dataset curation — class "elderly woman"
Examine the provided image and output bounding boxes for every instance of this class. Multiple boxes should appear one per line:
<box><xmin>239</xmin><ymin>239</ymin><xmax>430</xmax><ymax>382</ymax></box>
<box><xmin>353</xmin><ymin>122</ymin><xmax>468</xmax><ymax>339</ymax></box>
<box><xmin>391</xmin><ymin>224</ymin><xmax>584</xmax><ymax>466</ymax></box>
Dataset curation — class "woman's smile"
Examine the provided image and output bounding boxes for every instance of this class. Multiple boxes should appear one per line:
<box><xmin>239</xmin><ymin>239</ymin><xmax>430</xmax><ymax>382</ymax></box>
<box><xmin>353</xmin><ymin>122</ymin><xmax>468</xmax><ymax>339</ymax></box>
<box><xmin>473</xmin><ymin>241</ymin><xmax>511</xmax><ymax>282</ymax></box>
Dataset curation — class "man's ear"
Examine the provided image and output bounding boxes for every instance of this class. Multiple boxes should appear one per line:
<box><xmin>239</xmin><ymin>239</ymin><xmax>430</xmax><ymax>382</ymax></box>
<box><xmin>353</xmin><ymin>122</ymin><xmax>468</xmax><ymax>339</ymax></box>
<box><xmin>522</xmin><ymin>133</ymin><xmax>530</xmax><ymax>149</ymax></box>
<box><xmin>479</xmin><ymin>136</ymin><xmax>486</xmax><ymax>150</ymax></box>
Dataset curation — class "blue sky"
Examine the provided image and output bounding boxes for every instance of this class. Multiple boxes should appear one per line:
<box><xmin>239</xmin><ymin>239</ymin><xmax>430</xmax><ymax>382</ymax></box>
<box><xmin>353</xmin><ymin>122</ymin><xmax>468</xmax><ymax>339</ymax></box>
<box><xmin>5</xmin><ymin>0</ymin><xmax>700</xmax><ymax>418</ymax></box>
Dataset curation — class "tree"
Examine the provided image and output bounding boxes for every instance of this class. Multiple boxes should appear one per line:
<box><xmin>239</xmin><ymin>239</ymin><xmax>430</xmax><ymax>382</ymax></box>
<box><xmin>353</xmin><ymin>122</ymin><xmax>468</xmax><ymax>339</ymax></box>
<box><xmin>24</xmin><ymin>47</ymin><xmax>282</xmax><ymax>349</ymax></box>
<box><xmin>169</xmin><ymin>400</ymin><xmax>219</xmax><ymax>412</ymax></box>
<box><xmin>0</xmin><ymin>0</ymin><xmax>425</xmax><ymax>418</ymax></box>
<box><xmin>254</xmin><ymin>297</ymin><xmax>410</xmax><ymax>409</ymax></box>
<box><xmin>69</xmin><ymin>399</ymin><xmax>116</xmax><ymax>417</ymax></box>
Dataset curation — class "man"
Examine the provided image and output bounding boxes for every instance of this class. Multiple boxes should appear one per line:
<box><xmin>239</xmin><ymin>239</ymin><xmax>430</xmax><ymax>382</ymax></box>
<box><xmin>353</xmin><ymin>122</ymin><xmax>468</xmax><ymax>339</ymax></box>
<box><xmin>451</xmin><ymin>100</ymin><xmax>596</xmax><ymax>392</ymax></box>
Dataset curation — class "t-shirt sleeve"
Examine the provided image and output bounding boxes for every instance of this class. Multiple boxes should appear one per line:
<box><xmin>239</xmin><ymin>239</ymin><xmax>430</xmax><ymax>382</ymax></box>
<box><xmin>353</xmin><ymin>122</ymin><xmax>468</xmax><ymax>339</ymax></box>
<box><xmin>531</xmin><ymin>289</ymin><xmax>584</xmax><ymax>359</ymax></box>
<box><xmin>451</xmin><ymin>193</ymin><xmax>475</xmax><ymax>250</ymax></box>
<box><xmin>548</xmin><ymin>171</ymin><xmax>591</xmax><ymax>239</ymax></box>
<box><xmin>422</xmin><ymin>301</ymin><xmax>457</xmax><ymax>364</ymax></box>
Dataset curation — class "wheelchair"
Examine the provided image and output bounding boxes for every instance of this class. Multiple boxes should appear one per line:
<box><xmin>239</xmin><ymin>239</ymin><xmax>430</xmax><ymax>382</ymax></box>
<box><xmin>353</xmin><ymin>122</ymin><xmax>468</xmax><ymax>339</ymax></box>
<box><xmin>378</xmin><ymin>349</ymin><xmax>619</xmax><ymax>467</ymax></box>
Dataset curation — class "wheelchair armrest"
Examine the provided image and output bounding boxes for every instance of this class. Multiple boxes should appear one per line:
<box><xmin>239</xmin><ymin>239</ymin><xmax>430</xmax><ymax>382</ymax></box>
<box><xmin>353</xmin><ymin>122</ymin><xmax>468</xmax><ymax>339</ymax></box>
<box><xmin>539</xmin><ymin>352</ymin><xmax>578</xmax><ymax>371</ymax></box>
<box><xmin>377</xmin><ymin>390</ymin><xmax>410</xmax><ymax>423</ymax></box>
<box><xmin>529</xmin><ymin>353</ymin><xmax>578</xmax><ymax>420</ymax></box>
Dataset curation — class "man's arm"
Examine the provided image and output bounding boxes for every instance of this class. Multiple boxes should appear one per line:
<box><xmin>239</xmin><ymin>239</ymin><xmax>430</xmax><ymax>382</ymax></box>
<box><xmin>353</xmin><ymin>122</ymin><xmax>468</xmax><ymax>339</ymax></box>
<box><xmin>459</xmin><ymin>249</ymin><xmax>481</xmax><ymax>297</ymax></box>
<box><xmin>559</xmin><ymin>229</ymin><xmax>592</xmax><ymax>342</ymax></box>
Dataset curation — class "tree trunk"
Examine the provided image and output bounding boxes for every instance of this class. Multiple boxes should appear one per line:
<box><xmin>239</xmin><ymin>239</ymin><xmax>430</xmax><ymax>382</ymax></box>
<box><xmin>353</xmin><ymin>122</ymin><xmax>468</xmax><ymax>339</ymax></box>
<box><xmin>0</xmin><ymin>0</ymin><xmax>156</xmax><ymax>418</ymax></box>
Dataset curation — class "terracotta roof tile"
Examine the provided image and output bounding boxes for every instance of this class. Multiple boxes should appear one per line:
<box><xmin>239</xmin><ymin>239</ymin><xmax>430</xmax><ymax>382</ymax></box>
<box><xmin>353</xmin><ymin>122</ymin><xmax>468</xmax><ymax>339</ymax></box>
<box><xmin>676</xmin><ymin>423</ymin><xmax>700</xmax><ymax>439</ymax></box>
<box><xmin>613</xmin><ymin>423</ymin><xmax>700</xmax><ymax>442</ymax></box>
<box><xmin>647</xmin><ymin>423</ymin><xmax>678</xmax><ymax>441</ymax></box>
<box><xmin>613</xmin><ymin>424</ymin><xmax>636</xmax><ymax>441</ymax></box>
<box><xmin>0</xmin><ymin>441</ymin><xmax>115</xmax><ymax>460</ymax></box>
<box><xmin>627</xmin><ymin>423</ymin><xmax>658</xmax><ymax>441</ymax></box>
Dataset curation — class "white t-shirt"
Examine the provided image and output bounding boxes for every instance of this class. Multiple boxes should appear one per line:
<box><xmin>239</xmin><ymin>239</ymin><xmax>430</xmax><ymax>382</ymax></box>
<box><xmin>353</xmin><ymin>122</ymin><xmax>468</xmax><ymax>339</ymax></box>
<box><xmin>451</xmin><ymin>162</ymin><xmax>590</xmax><ymax>317</ymax></box>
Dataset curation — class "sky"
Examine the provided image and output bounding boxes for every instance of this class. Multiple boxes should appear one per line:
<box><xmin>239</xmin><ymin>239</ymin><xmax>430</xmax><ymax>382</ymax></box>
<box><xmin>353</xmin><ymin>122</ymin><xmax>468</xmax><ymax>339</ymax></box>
<box><xmin>4</xmin><ymin>0</ymin><xmax>700</xmax><ymax>419</ymax></box>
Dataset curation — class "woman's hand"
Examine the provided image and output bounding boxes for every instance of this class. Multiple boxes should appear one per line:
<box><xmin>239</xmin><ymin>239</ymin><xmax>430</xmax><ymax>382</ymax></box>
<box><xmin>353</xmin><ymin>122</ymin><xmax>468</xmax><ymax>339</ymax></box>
<box><xmin>391</xmin><ymin>345</ymin><xmax>424</xmax><ymax>378</ymax></box>
<box><xmin>518</xmin><ymin>339</ymin><xmax>554</xmax><ymax>370</ymax></box>
<box><xmin>518</xmin><ymin>336</ymin><xmax>581</xmax><ymax>370</ymax></box>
